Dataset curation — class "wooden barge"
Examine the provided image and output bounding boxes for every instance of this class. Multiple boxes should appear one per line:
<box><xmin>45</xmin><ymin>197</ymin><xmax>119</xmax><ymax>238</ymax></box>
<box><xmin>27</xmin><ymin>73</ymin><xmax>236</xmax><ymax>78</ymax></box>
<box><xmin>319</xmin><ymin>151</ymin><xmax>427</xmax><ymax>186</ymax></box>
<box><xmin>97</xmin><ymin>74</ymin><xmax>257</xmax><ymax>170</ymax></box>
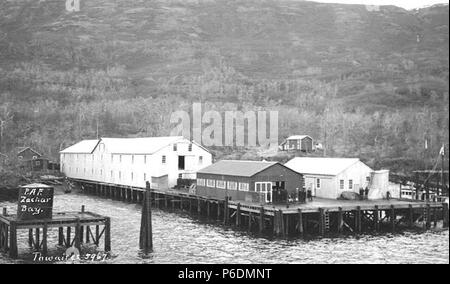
<box><xmin>72</xmin><ymin>179</ymin><xmax>449</xmax><ymax>238</ymax></box>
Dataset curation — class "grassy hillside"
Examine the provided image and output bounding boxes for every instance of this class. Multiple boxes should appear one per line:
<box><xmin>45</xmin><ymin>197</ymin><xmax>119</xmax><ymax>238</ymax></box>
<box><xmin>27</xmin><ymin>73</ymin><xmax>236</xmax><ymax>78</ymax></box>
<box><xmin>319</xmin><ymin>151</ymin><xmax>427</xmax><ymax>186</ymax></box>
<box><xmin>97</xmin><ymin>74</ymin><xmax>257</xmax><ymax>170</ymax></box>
<box><xmin>0</xmin><ymin>0</ymin><xmax>448</xmax><ymax>174</ymax></box>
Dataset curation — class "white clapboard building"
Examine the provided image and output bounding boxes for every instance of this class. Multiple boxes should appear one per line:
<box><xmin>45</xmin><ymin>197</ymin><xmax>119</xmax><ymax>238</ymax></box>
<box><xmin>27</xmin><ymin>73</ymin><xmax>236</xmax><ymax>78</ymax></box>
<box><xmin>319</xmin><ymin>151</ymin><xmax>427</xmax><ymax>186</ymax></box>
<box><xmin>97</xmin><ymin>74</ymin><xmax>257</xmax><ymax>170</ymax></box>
<box><xmin>60</xmin><ymin>136</ymin><xmax>212</xmax><ymax>190</ymax></box>
<box><xmin>285</xmin><ymin>157</ymin><xmax>394</xmax><ymax>200</ymax></box>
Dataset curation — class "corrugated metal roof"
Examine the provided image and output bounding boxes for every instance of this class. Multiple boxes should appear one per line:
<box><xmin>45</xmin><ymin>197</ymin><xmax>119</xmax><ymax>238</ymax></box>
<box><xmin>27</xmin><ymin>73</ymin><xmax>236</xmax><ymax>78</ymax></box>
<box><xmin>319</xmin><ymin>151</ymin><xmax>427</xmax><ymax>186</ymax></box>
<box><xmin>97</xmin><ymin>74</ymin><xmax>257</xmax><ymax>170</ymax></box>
<box><xmin>285</xmin><ymin>157</ymin><xmax>365</xmax><ymax>176</ymax></box>
<box><xmin>100</xmin><ymin>136</ymin><xmax>185</xmax><ymax>154</ymax></box>
<box><xmin>198</xmin><ymin>160</ymin><xmax>278</xmax><ymax>177</ymax></box>
<box><xmin>60</xmin><ymin>140</ymin><xmax>99</xmax><ymax>154</ymax></box>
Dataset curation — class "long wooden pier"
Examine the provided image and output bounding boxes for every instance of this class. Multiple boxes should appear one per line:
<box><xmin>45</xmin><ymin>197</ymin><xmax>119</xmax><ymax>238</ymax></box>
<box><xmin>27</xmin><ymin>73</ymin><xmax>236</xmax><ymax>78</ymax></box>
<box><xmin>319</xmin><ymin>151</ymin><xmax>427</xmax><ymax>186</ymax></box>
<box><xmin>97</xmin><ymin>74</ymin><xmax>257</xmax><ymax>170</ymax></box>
<box><xmin>73</xmin><ymin>179</ymin><xmax>449</xmax><ymax>239</ymax></box>
<box><xmin>0</xmin><ymin>206</ymin><xmax>111</xmax><ymax>259</ymax></box>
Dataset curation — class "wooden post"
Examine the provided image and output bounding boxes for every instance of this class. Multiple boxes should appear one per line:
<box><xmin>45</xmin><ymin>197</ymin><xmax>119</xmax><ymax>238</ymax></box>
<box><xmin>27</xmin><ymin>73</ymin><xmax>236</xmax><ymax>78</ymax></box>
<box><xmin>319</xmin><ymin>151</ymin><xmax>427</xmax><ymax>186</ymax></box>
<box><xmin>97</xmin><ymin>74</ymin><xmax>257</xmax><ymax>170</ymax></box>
<box><xmin>236</xmin><ymin>203</ymin><xmax>241</xmax><ymax>228</ymax></box>
<box><xmin>279</xmin><ymin>210</ymin><xmax>285</xmax><ymax>238</ymax></box>
<box><xmin>2</xmin><ymin>208</ymin><xmax>6</xmax><ymax>216</ymax></box>
<box><xmin>433</xmin><ymin>207</ymin><xmax>438</xmax><ymax>228</ymax></box>
<box><xmin>66</xmin><ymin>227</ymin><xmax>71</xmax><ymax>247</ymax></box>
<box><xmin>248</xmin><ymin>212</ymin><xmax>252</xmax><ymax>232</ymax></box>
<box><xmin>319</xmin><ymin>208</ymin><xmax>325</xmax><ymax>236</ymax></box>
<box><xmin>337</xmin><ymin>207</ymin><xmax>343</xmax><ymax>234</ymax></box>
<box><xmin>259</xmin><ymin>207</ymin><xmax>265</xmax><ymax>234</ymax></box>
<box><xmin>298</xmin><ymin>209</ymin><xmax>303</xmax><ymax>236</ymax></box>
<box><xmin>390</xmin><ymin>205</ymin><xmax>396</xmax><ymax>233</ymax></box>
<box><xmin>374</xmin><ymin>206</ymin><xmax>379</xmax><ymax>232</ymax></box>
<box><xmin>95</xmin><ymin>225</ymin><xmax>100</xmax><ymax>246</ymax></box>
<box><xmin>58</xmin><ymin>227</ymin><xmax>64</xmax><ymax>246</ymax></box>
<box><xmin>9</xmin><ymin>222</ymin><xmax>17</xmax><ymax>259</ymax></box>
<box><xmin>206</xmin><ymin>201</ymin><xmax>211</xmax><ymax>221</ymax></box>
<box><xmin>356</xmin><ymin>206</ymin><xmax>361</xmax><ymax>233</ymax></box>
<box><xmin>197</xmin><ymin>199</ymin><xmax>201</xmax><ymax>217</ymax></box>
<box><xmin>408</xmin><ymin>205</ymin><xmax>414</xmax><ymax>228</ymax></box>
<box><xmin>105</xmin><ymin>217</ymin><xmax>111</xmax><ymax>252</ymax></box>
<box><xmin>42</xmin><ymin>223</ymin><xmax>48</xmax><ymax>256</ymax></box>
<box><xmin>443</xmin><ymin>203</ymin><xmax>449</xmax><ymax>228</ymax></box>
<box><xmin>86</xmin><ymin>226</ymin><xmax>90</xmax><ymax>243</ymax></box>
<box><xmin>285</xmin><ymin>214</ymin><xmax>289</xmax><ymax>236</ymax></box>
<box><xmin>28</xmin><ymin>229</ymin><xmax>33</xmax><ymax>247</ymax></box>
<box><xmin>217</xmin><ymin>202</ymin><xmax>221</xmax><ymax>221</ymax></box>
<box><xmin>426</xmin><ymin>204</ymin><xmax>431</xmax><ymax>230</ymax></box>
<box><xmin>35</xmin><ymin>228</ymin><xmax>40</xmax><ymax>250</ymax></box>
<box><xmin>75</xmin><ymin>218</ymin><xmax>81</xmax><ymax>250</ymax></box>
<box><xmin>139</xmin><ymin>181</ymin><xmax>152</xmax><ymax>253</ymax></box>
<box><xmin>224</xmin><ymin>198</ymin><xmax>229</xmax><ymax>225</ymax></box>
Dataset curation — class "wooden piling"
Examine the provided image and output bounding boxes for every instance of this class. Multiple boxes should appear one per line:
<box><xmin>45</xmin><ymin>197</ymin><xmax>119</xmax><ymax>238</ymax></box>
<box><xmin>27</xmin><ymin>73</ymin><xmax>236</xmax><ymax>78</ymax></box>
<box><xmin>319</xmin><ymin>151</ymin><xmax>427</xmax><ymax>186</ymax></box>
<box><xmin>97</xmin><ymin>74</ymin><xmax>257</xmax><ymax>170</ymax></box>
<box><xmin>75</xmin><ymin>218</ymin><xmax>81</xmax><ymax>250</ymax></box>
<box><xmin>28</xmin><ymin>229</ymin><xmax>33</xmax><ymax>247</ymax></box>
<box><xmin>298</xmin><ymin>209</ymin><xmax>303</xmax><ymax>236</ymax></box>
<box><xmin>426</xmin><ymin>204</ymin><xmax>431</xmax><ymax>230</ymax></box>
<box><xmin>9</xmin><ymin>221</ymin><xmax>17</xmax><ymax>259</ymax></box>
<box><xmin>390</xmin><ymin>205</ymin><xmax>396</xmax><ymax>233</ymax></box>
<box><xmin>66</xmin><ymin>227</ymin><xmax>71</xmax><ymax>247</ymax></box>
<box><xmin>197</xmin><ymin>199</ymin><xmax>201</xmax><ymax>217</ymax></box>
<box><xmin>337</xmin><ymin>207</ymin><xmax>343</xmax><ymax>234</ymax></box>
<box><xmin>139</xmin><ymin>181</ymin><xmax>152</xmax><ymax>253</ymax></box>
<box><xmin>319</xmin><ymin>208</ymin><xmax>325</xmax><ymax>236</ymax></box>
<box><xmin>408</xmin><ymin>205</ymin><xmax>414</xmax><ymax>228</ymax></box>
<box><xmin>374</xmin><ymin>205</ymin><xmax>380</xmax><ymax>232</ymax></box>
<box><xmin>58</xmin><ymin>227</ymin><xmax>64</xmax><ymax>246</ymax></box>
<box><xmin>236</xmin><ymin>203</ymin><xmax>241</xmax><ymax>228</ymax></box>
<box><xmin>248</xmin><ymin>212</ymin><xmax>252</xmax><ymax>232</ymax></box>
<box><xmin>35</xmin><ymin>228</ymin><xmax>40</xmax><ymax>250</ymax></box>
<box><xmin>259</xmin><ymin>207</ymin><xmax>265</xmax><ymax>234</ymax></box>
<box><xmin>104</xmin><ymin>217</ymin><xmax>111</xmax><ymax>252</ymax></box>
<box><xmin>355</xmin><ymin>206</ymin><xmax>362</xmax><ymax>233</ymax></box>
<box><xmin>443</xmin><ymin>203</ymin><xmax>449</xmax><ymax>228</ymax></box>
<box><xmin>42</xmin><ymin>223</ymin><xmax>48</xmax><ymax>256</ymax></box>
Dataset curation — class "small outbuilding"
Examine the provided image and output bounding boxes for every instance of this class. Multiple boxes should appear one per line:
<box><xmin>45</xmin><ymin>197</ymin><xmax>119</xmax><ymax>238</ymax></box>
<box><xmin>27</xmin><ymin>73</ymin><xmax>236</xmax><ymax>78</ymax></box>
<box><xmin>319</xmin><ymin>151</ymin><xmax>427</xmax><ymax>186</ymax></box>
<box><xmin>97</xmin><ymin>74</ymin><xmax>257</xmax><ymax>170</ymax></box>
<box><xmin>17</xmin><ymin>147</ymin><xmax>42</xmax><ymax>161</ymax></box>
<box><xmin>285</xmin><ymin>157</ymin><xmax>393</xmax><ymax>200</ymax></box>
<box><xmin>279</xmin><ymin>135</ymin><xmax>313</xmax><ymax>152</ymax></box>
<box><xmin>196</xmin><ymin>160</ymin><xmax>305</xmax><ymax>204</ymax></box>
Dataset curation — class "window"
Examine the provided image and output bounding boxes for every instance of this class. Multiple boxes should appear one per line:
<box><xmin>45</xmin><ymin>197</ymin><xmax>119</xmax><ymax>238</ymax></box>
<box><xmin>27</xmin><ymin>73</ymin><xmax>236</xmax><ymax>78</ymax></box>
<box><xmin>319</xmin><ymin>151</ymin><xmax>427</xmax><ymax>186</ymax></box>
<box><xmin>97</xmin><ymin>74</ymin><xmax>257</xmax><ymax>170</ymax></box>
<box><xmin>366</xmin><ymin>176</ymin><xmax>371</xmax><ymax>183</ymax></box>
<box><xmin>316</xmin><ymin>178</ymin><xmax>321</xmax><ymax>189</ymax></box>
<box><xmin>340</xmin><ymin>180</ymin><xmax>345</xmax><ymax>190</ymax></box>
<box><xmin>131</xmin><ymin>172</ymin><xmax>134</xmax><ymax>180</ymax></box>
<box><xmin>33</xmin><ymin>156</ymin><xmax>37</xmax><ymax>160</ymax></box>
<box><xmin>197</xmin><ymin>178</ymin><xmax>206</xmax><ymax>186</ymax></box>
<box><xmin>144</xmin><ymin>155</ymin><xmax>147</xmax><ymax>164</ymax></box>
<box><xmin>100</xmin><ymin>169</ymin><xmax>103</xmax><ymax>176</ymax></box>
<box><xmin>178</xmin><ymin>173</ymin><xmax>183</xmax><ymax>179</ymax></box>
<box><xmin>227</xmin><ymin>181</ymin><xmax>237</xmax><ymax>190</ymax></box>
<box><xmin>206</xmin><ymin>179</ymin><xmax>216</xmax><ymax>188</ymax></box>
<box><xmin>36</xmin><ymin>161</ymin><xmax>41</xmax><ymax>166</ymax></box>
<box><xmin>173</xmin><ymin>144</ymin><xmax>177</xmax><ymax>151</ymax></box>
<box><xmin>144</xmin><ymin>173</ymin><xmax>147</xmax><ymax>181</ymax></box>
<box><xmin>111</xmin><ymin>154</ymin><xmax>114</xmax><ymax>163</ymax></box>
<box><xmin>132</xmin><ymin>155</ymin><xmax>135</xmax><ymax>164</ymax></box>
<box><xmin>18</xmin><ymin>156</ymin><xmax>23</xmax><ymax>160</ymax></box>
<box><xmin>162</xmin><ymin>155</ymin><xmax>166</xmax><ymax>164</ymax></box>
<box><xmin>199</xmin><ymin>156</ymin><xmax>203</xmax><ymax>165</ymax></box>
<box><xmin>239</xmin><ymin>182</ymin><xmax>249</xmax><ymax>191</ymax></box>
<box><xmin>188</xmin><ymin>143</ymin><xmax>193</xmax><ymax>151</ymax></box>
<box><xmin>216</xmin><ymin>180</ymin><xmax>226</xmax><ymax>189</ymax></box>
<box><xmin>111</xmin><ymin>171</ymin><xmax>113</xmax><ymax>178</ymax></box>
<box><xmin>119</xmin><ymin>155</ymin><xmax>122</xmax><ymax>163</ymax></box>
<box><xmin>348</xmin><ymin>180</ymin><xmax>353</xmax><ymax>190</ymax></box>
<box><xmin>119</xmin><ymin>171</ymin><xmax>122</xmax><ymax>180</ymax></box>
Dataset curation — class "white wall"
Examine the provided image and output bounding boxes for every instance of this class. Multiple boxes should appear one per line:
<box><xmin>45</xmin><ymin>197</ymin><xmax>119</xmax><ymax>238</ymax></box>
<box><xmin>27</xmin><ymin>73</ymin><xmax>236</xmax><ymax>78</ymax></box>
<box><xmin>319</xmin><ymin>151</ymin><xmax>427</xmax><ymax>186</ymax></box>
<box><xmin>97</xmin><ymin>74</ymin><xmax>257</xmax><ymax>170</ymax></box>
<box><xmin>336</xmin><ymin>161</ymin><xmax>373</xmax><ymax>197</ymax></box>
<box><xmin>60</xmin><ymin>138</ymin><xmax>212</xmax><ymax>189</ymax></box>
<box><xmin>304</xmin><ymin>175</ymin><xmax>336</xmax><ymax>199</ymax></box>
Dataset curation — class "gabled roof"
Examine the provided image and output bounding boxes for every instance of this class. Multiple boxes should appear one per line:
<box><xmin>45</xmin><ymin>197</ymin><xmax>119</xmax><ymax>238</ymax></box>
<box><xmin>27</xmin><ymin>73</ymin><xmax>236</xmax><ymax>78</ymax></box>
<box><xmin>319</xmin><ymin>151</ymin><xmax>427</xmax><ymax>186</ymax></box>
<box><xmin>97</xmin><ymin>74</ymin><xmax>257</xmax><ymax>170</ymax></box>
<box><xmin>60</xmin><ymin>139</ymin><xmax>100</xmax><ymax>154</ymax></box>
<box><xmin>17</xmin><ymin>147</ymin><xmax>42</xmax><ymax>156</ymax></box>
<box><xmin>98</xmin><ymin>136</ymin><xmax>185</xmax><ymax>154</ymax></box>
<box><xmin>285</xmin><ymin>157</ymin><xmax>368</xmax><ymax>176</ymax></box>
<box><xmin>286</xmin><ymin>135</ymin><xmax>312</xmax><ymax>140</ymax></box>
<box><xmin>198</xmin><ymin>160</ymin><xmax>279</xmax><ymax>177</ymax></box>
<box><xmin>60</xmin><ymin>136</ymin><xmax>210</xmax><ymax>155</ymax></box>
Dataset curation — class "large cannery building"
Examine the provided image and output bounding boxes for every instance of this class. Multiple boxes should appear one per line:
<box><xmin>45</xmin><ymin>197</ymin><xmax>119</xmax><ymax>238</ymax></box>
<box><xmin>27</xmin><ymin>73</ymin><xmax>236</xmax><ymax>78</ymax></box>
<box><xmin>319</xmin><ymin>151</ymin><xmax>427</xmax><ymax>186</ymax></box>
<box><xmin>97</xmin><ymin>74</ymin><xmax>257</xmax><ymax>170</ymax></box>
<box><xmin>60</xmin><ymin>136</ymin><xmax>212</xmax><ymax>190</ymax></box>
<box><xmin>196</xmin><ymin>160</ymin><xmax>304</xmax><ymax>204</ymax></box>
<box><xmin>285</xmin><ymin>157</ymin><xmax>394</xmax><ymax>200</ymax></box>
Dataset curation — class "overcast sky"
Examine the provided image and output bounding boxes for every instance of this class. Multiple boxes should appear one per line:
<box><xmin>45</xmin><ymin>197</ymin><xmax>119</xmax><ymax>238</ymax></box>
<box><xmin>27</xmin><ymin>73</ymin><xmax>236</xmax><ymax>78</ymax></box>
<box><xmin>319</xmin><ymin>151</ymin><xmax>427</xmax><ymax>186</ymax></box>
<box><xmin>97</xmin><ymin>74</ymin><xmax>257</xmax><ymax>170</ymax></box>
<box><xmin>309</xmin><ymin>0</ymin><xmax>448</xmax><ymax>9</ymax></box>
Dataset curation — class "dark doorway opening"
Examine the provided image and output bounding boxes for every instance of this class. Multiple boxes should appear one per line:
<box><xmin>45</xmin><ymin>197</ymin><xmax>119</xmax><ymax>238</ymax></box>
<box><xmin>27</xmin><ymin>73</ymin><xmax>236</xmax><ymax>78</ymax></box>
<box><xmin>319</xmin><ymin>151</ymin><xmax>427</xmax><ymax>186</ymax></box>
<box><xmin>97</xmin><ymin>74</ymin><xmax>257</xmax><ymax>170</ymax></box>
<box><xmin>178</xmin><ymin>156</ymin><xmax>185</xmax><ymax>170</ymax></box>
<box><xmin>272</xmin><ymin>181</ymin><xmax>286</xmax><ymax>204</ymax></box>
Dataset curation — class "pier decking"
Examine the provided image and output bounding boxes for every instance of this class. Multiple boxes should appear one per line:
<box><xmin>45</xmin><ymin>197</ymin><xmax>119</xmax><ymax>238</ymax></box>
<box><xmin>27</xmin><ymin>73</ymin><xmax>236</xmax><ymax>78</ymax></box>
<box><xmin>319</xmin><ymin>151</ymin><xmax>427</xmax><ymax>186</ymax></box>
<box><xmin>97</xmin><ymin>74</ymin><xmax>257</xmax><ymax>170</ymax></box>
<box><xmin>0</xmin><ymin>206</ymin><xmax>111</xmax><ymax>259</ymax></box>
<box><xmin>73</xmin><ymin>179</ymin><xmax>449</xmax><ymax>239</ymax></box>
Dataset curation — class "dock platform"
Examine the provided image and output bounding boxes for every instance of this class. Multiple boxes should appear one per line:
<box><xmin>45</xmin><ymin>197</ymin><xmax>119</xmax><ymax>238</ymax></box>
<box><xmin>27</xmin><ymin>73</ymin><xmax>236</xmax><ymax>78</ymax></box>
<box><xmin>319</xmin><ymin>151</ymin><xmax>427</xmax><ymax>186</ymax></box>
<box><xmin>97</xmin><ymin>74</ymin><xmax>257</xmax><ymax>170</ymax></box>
<box><xmin>73</xmin><ymin>179</ymin><xmax>449</xmax><ymax>239</ymax></box>
<box><xmin>0</xmin><ymin>206</ymin><xmax>111</xmax><ymax>259</ymax></box>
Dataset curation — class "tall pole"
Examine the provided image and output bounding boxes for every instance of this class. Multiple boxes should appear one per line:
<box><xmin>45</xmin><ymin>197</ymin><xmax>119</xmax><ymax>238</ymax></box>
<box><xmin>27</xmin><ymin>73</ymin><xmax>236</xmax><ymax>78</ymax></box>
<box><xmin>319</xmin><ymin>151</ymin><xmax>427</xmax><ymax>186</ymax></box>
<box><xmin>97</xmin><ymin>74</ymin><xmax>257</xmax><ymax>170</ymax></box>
<box><xmin>139</xmin><ymin>181</ymin><xmax>153</xmax><ymax>253</ymax></box>
<box><xmin>442</xmin><ymin>144</ymin><xmax>446</xmax><ymax>195</ymax></box>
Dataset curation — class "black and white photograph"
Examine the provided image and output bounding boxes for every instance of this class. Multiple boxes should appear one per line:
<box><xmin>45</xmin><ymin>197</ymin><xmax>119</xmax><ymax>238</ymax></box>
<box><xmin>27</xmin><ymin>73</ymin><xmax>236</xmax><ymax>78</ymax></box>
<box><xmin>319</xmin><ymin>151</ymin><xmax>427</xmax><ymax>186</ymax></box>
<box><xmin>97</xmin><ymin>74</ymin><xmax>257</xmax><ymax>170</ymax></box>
<box><xmin>0</xmin><ymin>0</ymin><xmax>448</xmax><ymax>268</ymax></box>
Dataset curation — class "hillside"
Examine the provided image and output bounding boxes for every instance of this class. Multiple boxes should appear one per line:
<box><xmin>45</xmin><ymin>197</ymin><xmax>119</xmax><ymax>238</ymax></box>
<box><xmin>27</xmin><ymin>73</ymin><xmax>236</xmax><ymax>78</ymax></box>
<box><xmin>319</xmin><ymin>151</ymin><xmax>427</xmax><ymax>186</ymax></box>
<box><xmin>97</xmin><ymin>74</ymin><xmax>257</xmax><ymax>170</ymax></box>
<box><xmin>0</xmin><ymin>0</ymin><xmax>448</xmax><ymax>173</ymax></box>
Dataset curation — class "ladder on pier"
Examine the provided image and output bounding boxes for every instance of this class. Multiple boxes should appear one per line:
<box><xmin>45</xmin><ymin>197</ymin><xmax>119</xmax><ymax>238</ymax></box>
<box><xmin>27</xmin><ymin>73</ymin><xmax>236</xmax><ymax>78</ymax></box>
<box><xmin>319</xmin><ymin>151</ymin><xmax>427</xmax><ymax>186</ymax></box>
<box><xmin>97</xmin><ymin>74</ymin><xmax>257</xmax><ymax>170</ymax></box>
<box><xmin>324</xmin><ymin>211</ymin><xmax>330</xmax><ymax>232</ymax></box>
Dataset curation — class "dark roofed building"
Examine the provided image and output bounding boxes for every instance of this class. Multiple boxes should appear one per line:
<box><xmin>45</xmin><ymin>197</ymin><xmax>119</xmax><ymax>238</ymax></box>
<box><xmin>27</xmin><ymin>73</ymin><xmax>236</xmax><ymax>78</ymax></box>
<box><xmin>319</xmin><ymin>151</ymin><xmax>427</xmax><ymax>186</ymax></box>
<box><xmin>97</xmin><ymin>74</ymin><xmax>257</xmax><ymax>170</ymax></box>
<box><xmin>279</xmin><ymin>135</ymin><xmax>313</xmax><ymax>152</ymax></box>
<box><xmin>17</xmin><ymin>147</ymin><xmax>42</xmax><ymax>161</ymax></box>
<box><xmin>196</xmin><ymin>160</ymin><xmax>305</xmax><ymax>204</ymax></box>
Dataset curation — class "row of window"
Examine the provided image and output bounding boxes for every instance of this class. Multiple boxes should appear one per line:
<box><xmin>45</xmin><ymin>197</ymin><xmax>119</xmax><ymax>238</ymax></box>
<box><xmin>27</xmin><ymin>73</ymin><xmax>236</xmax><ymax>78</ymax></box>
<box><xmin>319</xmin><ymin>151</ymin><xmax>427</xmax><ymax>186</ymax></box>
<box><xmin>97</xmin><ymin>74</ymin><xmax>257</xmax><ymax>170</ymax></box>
<box><xmin>62</xmin><ymin>154</ymin><xmax>204</xmax><ymax>165</ymax></box>
<box><xmin>197</xmin><ymin>178</ymin><xmax>249</xmax><ymax>191</ymax></box>
<box><xmin>65</xmin><ymin>166</ymin><xmax>149</xmax><ymax>182</ymax></box>
<box><xmin>173</xmin><ymin>143</ymin><xmax>193</xmax><ymax>152</ymax></box>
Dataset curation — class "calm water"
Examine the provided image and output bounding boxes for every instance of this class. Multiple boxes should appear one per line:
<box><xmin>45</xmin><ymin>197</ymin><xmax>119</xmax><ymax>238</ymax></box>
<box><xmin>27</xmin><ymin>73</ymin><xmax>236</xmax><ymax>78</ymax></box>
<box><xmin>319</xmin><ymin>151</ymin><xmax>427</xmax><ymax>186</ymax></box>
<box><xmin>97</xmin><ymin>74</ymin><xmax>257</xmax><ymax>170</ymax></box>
<box><xmin>0</xmin><ymin>191</ymin><xmax>448</xmax><ymax>264</ymax></box>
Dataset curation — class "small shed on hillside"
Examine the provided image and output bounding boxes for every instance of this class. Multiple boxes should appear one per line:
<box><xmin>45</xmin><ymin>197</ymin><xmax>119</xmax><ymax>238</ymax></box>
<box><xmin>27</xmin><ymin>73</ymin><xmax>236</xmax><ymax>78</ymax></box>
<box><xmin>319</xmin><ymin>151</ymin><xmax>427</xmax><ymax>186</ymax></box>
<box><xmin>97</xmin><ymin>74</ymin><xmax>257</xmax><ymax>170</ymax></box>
<box><xmin>279</xmin><ymin>135</ymin><xmax>313</xmax><ymax>152</ymax></box>
<box><xmin>17</xmin><ymin>147</ymin><xmax>42</xmax><ymax>161</ymax></box>
<box><xmin>196</xmin><ymin>160</ymin><xmax>304</xmax><ymax>204</ymax></box>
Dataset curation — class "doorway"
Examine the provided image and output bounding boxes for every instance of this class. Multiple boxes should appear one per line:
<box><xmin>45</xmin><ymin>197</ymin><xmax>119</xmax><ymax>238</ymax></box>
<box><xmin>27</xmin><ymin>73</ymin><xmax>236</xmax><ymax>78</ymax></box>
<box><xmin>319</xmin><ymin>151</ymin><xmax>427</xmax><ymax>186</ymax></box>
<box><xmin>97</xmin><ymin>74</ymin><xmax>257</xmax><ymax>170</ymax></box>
<box><xmin>255</xmin><ymin>182</ymin><xmax>273</xmax><ymax>203</ymax></box>
<box><xmin>178</xmin><ymin>156</ymin><xmax>185</xmax><ymax>170</ymax></box>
